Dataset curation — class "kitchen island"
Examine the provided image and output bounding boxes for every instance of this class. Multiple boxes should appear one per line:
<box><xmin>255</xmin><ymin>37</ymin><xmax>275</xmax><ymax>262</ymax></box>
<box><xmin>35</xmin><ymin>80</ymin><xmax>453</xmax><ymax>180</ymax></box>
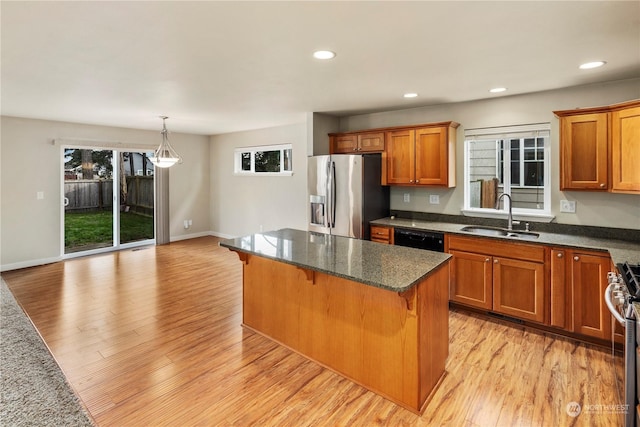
<box><xmin>220</xmin><ymin>228</ymin><xmax>451</xmax><ymax>413</ymax></box>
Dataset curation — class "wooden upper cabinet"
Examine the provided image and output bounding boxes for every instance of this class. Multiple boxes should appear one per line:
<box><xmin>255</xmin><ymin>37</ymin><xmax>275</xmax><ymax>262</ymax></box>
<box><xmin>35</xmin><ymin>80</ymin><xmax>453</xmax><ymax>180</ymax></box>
<box><xmin>383</xmin><ymin>122</ymin><xmax>458</xmax><ymax>187</ymax></box>
<box><xmin>558</xmin><ymin>112</ymin><xmax>608</xmax><ymax>190</ymax></box>
<box><xmin>384</xmin><ymin>129</ymin><xmax>415</xmax><ymax>184</ymax></box>
<box><xmin>555</xmin><ymin>99</ymin><xmax>640</xmax><ymax>193</ymax></box>
<box><xmin>611</xmin><ymin>105</ymin><xmax>640</xmax><ymax>193</ymax></box>
<box><xmin>329</xmin><ymin>131</ymin><xmax>385</xmax><ymax>154</ymax></box>
<box><xmin>331</xmin><ymin>134</ymin><xmax>358</xmax><ymax>153</ymax></box>
<box><xmin>357</xmin><ymin>132</ymin><xmax>385</xmax><ymax>152</ymax></box>
<box><xmin>415</xmin><ymin>127</ymin><xmax>450</xmax><ymax>186</ymax></box>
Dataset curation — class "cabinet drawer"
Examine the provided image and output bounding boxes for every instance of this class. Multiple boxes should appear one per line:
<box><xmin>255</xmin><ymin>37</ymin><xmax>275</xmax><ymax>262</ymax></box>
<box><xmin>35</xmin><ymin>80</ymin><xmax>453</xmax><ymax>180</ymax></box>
<box><xmin>448</xmin><ymin>235</ymin><xmax>545</xmax><ymax>263</ymax></box>
<box><xmin>370</xmin><ymin>225</ymin><xmax>392</xmax><ymax>244</ymax></box>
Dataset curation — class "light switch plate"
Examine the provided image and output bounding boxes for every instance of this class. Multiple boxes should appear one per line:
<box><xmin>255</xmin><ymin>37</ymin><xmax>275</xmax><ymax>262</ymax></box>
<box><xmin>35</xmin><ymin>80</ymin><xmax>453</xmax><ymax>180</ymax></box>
<box><xmin>403</xmin><ymin>193</ymin><xmax>410</xmax><ymax>203</ymax></box>
<box><xmin>429</xmin><ymin>195</ymin><xmax>440</xmax><ymax>204</ymax></box>
<box><xmin>560</xmin><ymin>200</ymin><xmax>576</xmax><ymax>213</ymax></box>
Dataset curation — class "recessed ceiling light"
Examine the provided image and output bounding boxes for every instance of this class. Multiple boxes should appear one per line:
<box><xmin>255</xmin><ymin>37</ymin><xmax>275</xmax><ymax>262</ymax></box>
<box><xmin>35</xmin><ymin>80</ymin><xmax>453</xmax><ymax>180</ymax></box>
<box><xmin>403</xmin><ymin>93</ymin><xmax>418</xmax><ymax>98</ymax></box>
<box><xmin>313</xmin><ymin>50</ymin><xmax>336</xmax><ymax>60</ymax></box>
<box><xmin>489</xmin><ymin>87</ymin><xmax>507</xmax><ymax>93</ymax></box>
<box><xmin>579</xmin><ymin>61</ymin><xmax>606</xmax><ymax>70</ymax></box>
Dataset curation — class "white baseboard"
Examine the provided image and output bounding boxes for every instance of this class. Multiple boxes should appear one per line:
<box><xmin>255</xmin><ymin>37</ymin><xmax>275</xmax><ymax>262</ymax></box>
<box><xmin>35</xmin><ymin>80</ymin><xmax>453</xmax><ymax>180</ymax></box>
<box><xmin>1</xmin><ymin>256</ymin><xmax>62</xmax><ymax>272</ymax></box>
<box><xmin>2</xmin><ymin>232</ymin><xmax>236</xmax><ymax>271</ymax></box>
<box><xmin>170</xmin><ymin>231</ymin><xmax>214</xmax><ymax>242</ymax></box>
<box><xmin>169</xmin><ymin>230</ymin><xmax>236</xmax><ymax>241</ymax></box>
<box><xmin>208</xmin><ymin>230</ymin><xmax>236</xmax><ymax>239</ymax></box>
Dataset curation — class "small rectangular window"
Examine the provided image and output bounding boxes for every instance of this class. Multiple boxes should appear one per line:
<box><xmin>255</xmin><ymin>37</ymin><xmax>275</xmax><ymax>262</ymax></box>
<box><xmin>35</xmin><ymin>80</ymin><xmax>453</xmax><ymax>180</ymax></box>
<box><xmin>234</xmin><ymin>144</ymin><xmax>293</xmax><ymax>176</ymax></box>
<box><xmin>464</xmin><ymin>123</ymin><xmax>551</xmax><ymax>217</ymax></box>
<box><xmin>241</xmin><ymin>152</ymin><xmax>251</xmax><ymax>171</ymax></box>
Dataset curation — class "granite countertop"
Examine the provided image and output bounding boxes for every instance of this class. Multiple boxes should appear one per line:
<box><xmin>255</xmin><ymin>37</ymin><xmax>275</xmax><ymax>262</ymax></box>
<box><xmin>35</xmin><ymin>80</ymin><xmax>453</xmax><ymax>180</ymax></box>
<box><xmin>219</xmin><ymin>228</ymin><xmax>451</xmax><ymax>293</ymax></box>
<box><xmin>371</xmin><ymin>217</ymin><xmax>640</xmax><ymax>265</ymax></box>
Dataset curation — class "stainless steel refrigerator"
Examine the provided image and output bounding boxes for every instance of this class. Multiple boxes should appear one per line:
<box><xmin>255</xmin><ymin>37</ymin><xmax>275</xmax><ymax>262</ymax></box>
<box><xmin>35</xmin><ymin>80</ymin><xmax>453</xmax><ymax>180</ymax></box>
<box><xmin>308</xmin><ymin>154</ymin><xmax>390</xmax><ymax>240</ymax></box>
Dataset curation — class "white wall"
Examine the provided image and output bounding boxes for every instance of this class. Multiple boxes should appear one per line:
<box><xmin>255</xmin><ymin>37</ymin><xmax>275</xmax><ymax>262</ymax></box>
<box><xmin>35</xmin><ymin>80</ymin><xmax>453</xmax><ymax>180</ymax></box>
<box><xmin>209</xmin><ymin>123</ymin><xmax>308</xmax><ymax>238</ymax></box>
<box><xmin>338</xmin><ymin>79</ymin><xmax>640</xmax><ymax>230</ymax></box>
<box><xmin>0</xmin><ymin>116</ymin><xmax>210</xmax><ymax>270</ymax></box>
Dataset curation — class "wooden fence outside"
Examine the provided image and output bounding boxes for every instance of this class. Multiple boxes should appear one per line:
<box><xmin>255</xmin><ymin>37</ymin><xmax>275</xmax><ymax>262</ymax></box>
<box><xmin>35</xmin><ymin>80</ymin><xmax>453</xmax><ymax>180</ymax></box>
<box><xmin>64</xmin><ymin>177</ymin><xmax>153</xmax><ymax>216</ymax></box>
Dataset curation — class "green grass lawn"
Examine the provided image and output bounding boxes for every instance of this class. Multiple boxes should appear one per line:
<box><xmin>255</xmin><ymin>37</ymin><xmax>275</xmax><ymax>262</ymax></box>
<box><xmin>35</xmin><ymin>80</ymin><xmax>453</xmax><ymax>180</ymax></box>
<box><xmin>65</xmin><ymin>211</ymin><xmax>154</xmax><ymax>250</ymax></box>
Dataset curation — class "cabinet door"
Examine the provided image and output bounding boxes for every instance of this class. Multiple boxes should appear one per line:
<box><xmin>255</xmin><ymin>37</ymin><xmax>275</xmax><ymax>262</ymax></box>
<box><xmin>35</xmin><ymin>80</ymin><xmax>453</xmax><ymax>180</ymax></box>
<box><xmin>414</xmin><ymin>127</ymin><xmax>448</xmax><ymax>186</ymax></box>
<box><xmin>358</xmin><ymin>132</ymin><xmax>385</xmax><ymax>152</ymax></box>
<box><xmin>611</xmin><ymin>105</ymin><xmax>640</xmax><ymax>193</ymax></box>
<box><xmin>549</xmin><ymin>249</ymin><xmax>568</xmax><ymax>329</ymax></box>
<box><xmin>450</xmin><ymin>250</ymin><xmax>492</xmax><ymax>310</ymax></box>
<box><xmin>385</xmin><ymin>129</ymin><xmax>415</xmax><ymax>184</ymax></box>
<box><xmin>493</xmin><ymin>257</ymin><xmax>545</xmax><ymax>323</ymax></box>
<box><xmin>571</xmin><ymin>252</ymin><xmax>611</xmax><ymax>339</ymax></box>
<box><xmin>559</xmin><ymin>113</ymin><xmax>608</xmax><ymax>190</ymax></box>
<box><xmin>331</xmin><ymin>134</ymin><xmax>358</xmax><ymax>154</ymax></box>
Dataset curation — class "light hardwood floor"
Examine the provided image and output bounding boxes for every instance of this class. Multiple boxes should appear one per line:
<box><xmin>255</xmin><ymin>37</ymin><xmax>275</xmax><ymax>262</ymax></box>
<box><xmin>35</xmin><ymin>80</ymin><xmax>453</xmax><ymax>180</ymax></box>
<box><xmin>2</xmin><ymin>237</ymin><xmax>622</xmax><ymax>426</ymax></box>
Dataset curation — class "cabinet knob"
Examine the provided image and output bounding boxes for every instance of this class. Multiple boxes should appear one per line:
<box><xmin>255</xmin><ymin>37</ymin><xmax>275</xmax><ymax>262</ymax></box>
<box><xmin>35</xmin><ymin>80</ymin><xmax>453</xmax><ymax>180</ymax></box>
<box><xmin>574</xmin><ymin>256</ymin><xmax>580</xmax><ymax>261</ymax></box>
<box><xmin>485</xmin><ymin>258</ymin><xmax>490</xmax><ymax>263</ymax></box>
<box><xmin>416</xmin><ymin>180</ymin><xmax>420</xmax><ymax>183</ymax></box>
<box><xmin>494</xmin><ymin>259</ymin><xmax>499</xmax><ymax>264</ymax></box>
<box><xmin>599</xmin><ymin>183</ymin><xmax>606</xmax><ymax>188</ymax></box>
<box><xmin>557</xmin><ymin>252</ymin><xmax>563</xmax><ymax>258</ymax></box>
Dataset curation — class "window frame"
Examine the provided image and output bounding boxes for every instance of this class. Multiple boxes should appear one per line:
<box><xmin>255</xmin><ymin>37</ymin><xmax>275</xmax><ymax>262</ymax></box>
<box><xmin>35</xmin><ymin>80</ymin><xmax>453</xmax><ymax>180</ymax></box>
<box><xmin>463</xmin><ymin>123</ymin><xmax>553</xmax><ymax>222</ymax></box>
<box><xmin>233</xmin><ymin>143</ymin><xmax>293</xmax><ymax>176</ymax></box>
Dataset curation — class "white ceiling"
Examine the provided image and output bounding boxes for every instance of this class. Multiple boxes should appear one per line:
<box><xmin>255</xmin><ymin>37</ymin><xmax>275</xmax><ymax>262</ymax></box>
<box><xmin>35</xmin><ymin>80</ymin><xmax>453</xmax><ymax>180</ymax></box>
<box><xmin>1</xmin><ymin>1</ymin><xmax>639</xmax><ymax>136</ymax></box>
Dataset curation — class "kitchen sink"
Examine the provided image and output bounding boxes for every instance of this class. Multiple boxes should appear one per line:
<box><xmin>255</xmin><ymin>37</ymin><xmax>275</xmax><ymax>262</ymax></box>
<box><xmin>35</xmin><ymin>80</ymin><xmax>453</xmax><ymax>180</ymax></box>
<box><xmin>460</xmin><ymin>225</ymin><xmax>539</xmax><ymax>240</ymax></box>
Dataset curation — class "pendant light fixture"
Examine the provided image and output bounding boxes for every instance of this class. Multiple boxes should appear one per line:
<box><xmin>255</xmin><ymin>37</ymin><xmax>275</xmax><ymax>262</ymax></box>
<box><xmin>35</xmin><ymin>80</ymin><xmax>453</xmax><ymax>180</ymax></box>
<box><xmin>150</xmin><ymin>116</ymin><xmax>182</xmax><ymax>168</ymax></box>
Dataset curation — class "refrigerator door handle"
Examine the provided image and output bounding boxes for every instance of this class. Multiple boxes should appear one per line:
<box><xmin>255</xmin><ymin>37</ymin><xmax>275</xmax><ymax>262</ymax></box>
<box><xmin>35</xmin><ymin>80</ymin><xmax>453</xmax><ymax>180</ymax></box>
<box><xmin>331</xmin><ymin>161</ymin><xmax>337</xmax><ymax>228</ymax></box>
<box><xmin>325</xmin><ymin>160</ymin><xmax>331</xmax><ymax>228</ymax></box>
<box><xmin>327</xmin><ymin>160</ymin><xmax>336</xmax><ymax>228</ymax></box>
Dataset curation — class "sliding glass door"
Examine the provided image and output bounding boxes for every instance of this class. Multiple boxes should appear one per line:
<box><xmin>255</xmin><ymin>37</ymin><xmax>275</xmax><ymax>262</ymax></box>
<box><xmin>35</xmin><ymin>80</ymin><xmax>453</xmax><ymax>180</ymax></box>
<box><xmin>63</xmin><ymin>148</ymin><xmax>155</xmax><ymax>256</ymax></box>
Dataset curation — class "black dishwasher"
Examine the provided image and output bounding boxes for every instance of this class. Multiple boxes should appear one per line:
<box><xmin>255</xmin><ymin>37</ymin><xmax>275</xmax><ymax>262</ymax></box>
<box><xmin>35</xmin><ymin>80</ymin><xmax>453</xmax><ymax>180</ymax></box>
<box><xmin>394</xmin><ymin>228</ymin><xmax>445</xmax><ymax>252</ymax></box>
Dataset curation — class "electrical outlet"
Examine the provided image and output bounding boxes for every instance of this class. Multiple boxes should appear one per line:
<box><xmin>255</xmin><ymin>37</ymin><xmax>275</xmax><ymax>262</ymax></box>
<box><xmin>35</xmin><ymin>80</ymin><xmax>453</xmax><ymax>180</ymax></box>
<box><xmin>36</xmin><ymin>191</ymin><xmax>44</xmax><ymax>200</ymax></box>
<box><xmin>560</xmin><ymin>200</ymin><xmax>576</xmax><ymax>213</ymax></box>
<box><xmin>403</xmin><ymin>193</ymin><xmax>410</xmax><ymax>203</ymax></box>
<box><xmin>429</xmin><ymin>195</ymin><xmax>440</xmax><ymax>204</ymax></box>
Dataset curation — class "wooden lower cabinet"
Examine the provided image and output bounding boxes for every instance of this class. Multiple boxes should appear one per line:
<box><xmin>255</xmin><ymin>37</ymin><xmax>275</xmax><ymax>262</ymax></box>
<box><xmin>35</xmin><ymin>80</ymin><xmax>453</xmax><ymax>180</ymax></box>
<box><xmin>548</xmin><ymin>247</ymin><xmax>614</xmax><ymax>340</ymax></box>
<box><xmin>493</xmin><ymin>256</ymin><xmax>545</xmax><ymax>323</ymax></box>
<box><xmin>370</xmin><ymin>225</ymin><xmax>393</xmax><ymax>244</ymax></box>
<box><xmin>449</xmin><ymin>250</ymin><xmax>492</xmax><ymax>310</ymax></box>
<box><xmin>240</xmin><ymin>253</ymin><xmax>450</xmax><ymax>413</ymax></box>
<box><xmin>571</xmin><ymin>250</ymin><xmax>612</xmax><ymax>340</ymax></box>
<box><xmin>549</xmin><ymin>248</ymin><xmax>568</xmax><ymax>328</ymax></box>
<box><xmin>448</xmin><ymin>236</ymin><xmax>545</xmax><ymax>323</ymax></box>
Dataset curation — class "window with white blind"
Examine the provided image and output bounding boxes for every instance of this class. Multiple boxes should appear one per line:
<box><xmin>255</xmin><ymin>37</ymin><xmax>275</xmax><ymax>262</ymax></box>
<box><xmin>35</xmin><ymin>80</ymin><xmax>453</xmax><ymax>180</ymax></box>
<box><xmin>463</xmin><ymin>123</ymin><xmax>552</xmax><ymax>220</ymax></box>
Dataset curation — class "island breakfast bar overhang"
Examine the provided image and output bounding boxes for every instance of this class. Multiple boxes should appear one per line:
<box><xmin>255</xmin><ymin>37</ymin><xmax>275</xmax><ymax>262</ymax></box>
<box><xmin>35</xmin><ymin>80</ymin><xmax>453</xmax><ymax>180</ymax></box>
<box><xmin>220</xmin><ymin>228</ymin><xmax>451</xmax><ymax>413</ymax></box>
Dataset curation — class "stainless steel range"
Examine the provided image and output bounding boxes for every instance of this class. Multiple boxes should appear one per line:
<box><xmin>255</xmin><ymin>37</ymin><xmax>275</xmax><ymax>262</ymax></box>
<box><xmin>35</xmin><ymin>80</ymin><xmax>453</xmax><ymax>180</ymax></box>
<box><xmin>606</xmin><ymin>262</ymin><xmax>640</xmax><ymax>427</ymax></box>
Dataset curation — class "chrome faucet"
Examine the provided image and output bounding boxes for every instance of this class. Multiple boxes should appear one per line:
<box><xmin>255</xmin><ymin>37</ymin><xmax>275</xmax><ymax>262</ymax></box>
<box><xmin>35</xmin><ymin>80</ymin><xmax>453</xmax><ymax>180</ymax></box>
<box><xmin>496</xmin><ymin>193</ymin><xmax>513</xmax><ymax>230</ymax></box>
